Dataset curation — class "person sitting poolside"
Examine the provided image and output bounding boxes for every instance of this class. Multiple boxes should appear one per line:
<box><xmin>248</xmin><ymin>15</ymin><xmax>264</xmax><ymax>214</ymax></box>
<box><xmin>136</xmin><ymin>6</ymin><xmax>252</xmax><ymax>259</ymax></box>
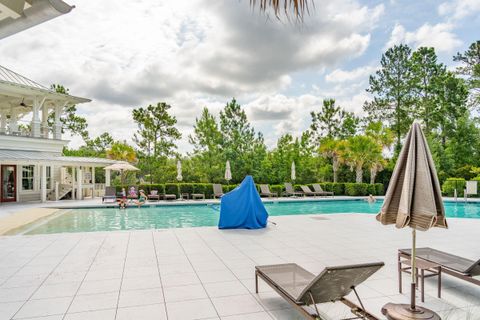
<box><xmin>134</xmin><ymin>190</ymin><xmax>146</xmax><ymax>207</ymax></box>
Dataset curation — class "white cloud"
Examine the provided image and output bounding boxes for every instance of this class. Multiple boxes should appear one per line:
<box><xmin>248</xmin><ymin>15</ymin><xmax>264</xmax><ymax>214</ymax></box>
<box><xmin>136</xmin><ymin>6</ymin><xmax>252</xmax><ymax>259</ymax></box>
<box><xmin>325</xmin><ymin>65</ymin><xmax>377</xmax><ymax>83</ymax></box>
<box><xmin>0</xmin><ymin>0</ymin><xmax>385</xmax><ymax>150</ymax></box>
<box><xmin>385</xmin><ymin>22</ymin><xmax>462</xmax><ymax>53</ymax></box>
<box><xmin>438</xmin><ymin>0</ymin><xmax>480</xmax><ymax>21</ymax></box>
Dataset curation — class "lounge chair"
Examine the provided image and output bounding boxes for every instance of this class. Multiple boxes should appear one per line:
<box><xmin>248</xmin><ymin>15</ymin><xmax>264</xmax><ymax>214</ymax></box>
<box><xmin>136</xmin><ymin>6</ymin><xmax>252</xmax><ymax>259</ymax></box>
<box><xmin>300</xmin><ymin>185</ymin><xmax>323</xmax><ymax>197</ymax></box>
<box><xmin>282</xmin><ymin>183</ymin><xmax>304</xmax><ymax>197</ymax></box>
<box><xmin>102</xmin><ymin>187</ymin><xmax>117</xmax><ymax>203</ymax></box>
<box><xmin>399</xmin><ymin>248</ymin><xmax>480</xmax><ymax>286</ymax></box>
<box><xmin>259</xmin><ymin>184</ymin><xmax>277</xmax><ymax>197</ymax></box>
<box><xmin>255</xmin><ymin>262</ymin><xmax>384</xmax><ymax>320</ymax></box>
<box><xmin>213</xmin><ymin>184</ymin><xmax>224</xmax><ymax>198</ymax></box>
<box><xmin>163</xmin><ymin>194</ymin><xmax>177</xmax><ymax>200</ymax></box>
<box><xmin>147</xmin><ymin>190</ymin><xmax>160</xmax><ymax>201</ymax></box>
<box><xmin>192</xmin><ymin>193</ymin><xmax>205</xmax><ymax>200</ymax></box>
<box><xmin>312</xmin><ymin>183</ymin><xmax>334</xmax><ymax>197</ymax></box>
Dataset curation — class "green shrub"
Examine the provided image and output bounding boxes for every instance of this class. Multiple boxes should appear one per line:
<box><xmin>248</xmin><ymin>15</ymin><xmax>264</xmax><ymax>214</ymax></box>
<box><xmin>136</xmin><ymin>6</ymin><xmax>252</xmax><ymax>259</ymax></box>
<box><xmin>165</xmin><ymin>183</ymin><xmax>180</xmax><ymax>197</ymax></box>
<box><xmin>367</xmin><ymin>184</ymin><xmax>376</xmax><ymax>195</ymax></box>
<box><xmin>442</xmin><ymin>178</ymin><xmax>465</xmax><ymax>197</ymax></box>
<box><xmin>115</xmin><ymin>181</ymin><xmax>383</xmax><ymax>198</ymax></box>
<box><xmin>178</xmin><ymin>183</ymin><xmax>193</xmax><ymax>195</ymax></box>
<box><xmin>375</xmin><ymin>183</ymin><xmax>384</xmax><ymax>195</ymax></box>
<box><xmin>344</xmin><ymin>183</ymin><xmax>369</xmax><ymax>196</ymax></box>
<box><xmin>269</xmin><ymin>184</ymin><xmax>283</xmax><ymax>196</ymax></box>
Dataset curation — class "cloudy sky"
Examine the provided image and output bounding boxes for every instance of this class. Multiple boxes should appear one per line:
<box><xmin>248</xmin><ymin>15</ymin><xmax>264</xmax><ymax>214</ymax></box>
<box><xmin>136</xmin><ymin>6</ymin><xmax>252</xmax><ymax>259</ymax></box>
<box><xmin>1</xmin><ymin>0</ymin><xmax>479</xmax><ymax>152</ymax></box>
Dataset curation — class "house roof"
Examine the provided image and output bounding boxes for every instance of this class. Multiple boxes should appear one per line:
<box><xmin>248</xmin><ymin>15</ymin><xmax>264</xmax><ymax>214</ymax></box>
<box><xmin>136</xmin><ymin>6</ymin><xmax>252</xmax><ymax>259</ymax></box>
<box><xmin>0</xmin><ymin>65</ymin><xmax>49</xmax><ymax>90</ymax></box>
<box><xmin>0</xmin><ymin>149</ymin><xmax>117</xmax><ymax>167</ymax></box>
<box><xmin>0</xmin><ymin>64</ymin><xmax>91</xmax><ymax>105</ymax></box>
<box><xmin>0</xmin><ymin>0</ymin><xmax>74</xmax><ymax>40</ymax></box>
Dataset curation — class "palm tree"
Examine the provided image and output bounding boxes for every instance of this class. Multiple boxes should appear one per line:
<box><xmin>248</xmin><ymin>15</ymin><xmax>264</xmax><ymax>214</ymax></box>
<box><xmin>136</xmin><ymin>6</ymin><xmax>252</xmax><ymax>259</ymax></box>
<box><xmin>369</xmin><ymin>153</ymin><xmax>387</xmax><ymax>184</ymax></box>
<box><xmin>319</xmin><ymin>138</ymin><xmax>346</xmax><ymax>183</ymax></box>
<box><xmin>106</xmin><ymin>141</ymin><xmax>137</xmax><ymax>184</ymax></box>
<box><xmin>365</xmin><ymin>121</ymin><xmax>393</xmax><ymax>184</ymax></box>
<box><xmin>106</xmin><ymin>141</ymin><xmax>137</xmax><ymax>163</ymax></box>
<box><xmin>344</xmin><ymin>135</ymin><xmax>381</xmax><ymax>183</ymax></box>
<box><xmin>250</xmin><ymin>0</ymin><xmax>312</xmax><ymax>20</ymax></box>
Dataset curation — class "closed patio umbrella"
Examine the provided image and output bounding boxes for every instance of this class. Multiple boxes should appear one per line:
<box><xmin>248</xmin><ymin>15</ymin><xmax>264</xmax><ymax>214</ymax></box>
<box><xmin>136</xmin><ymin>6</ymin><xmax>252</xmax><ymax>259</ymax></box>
<box><xmin>291</xmin><ymin>161</ymin><xmax>296</xmax><ymax>181</ymax></box>
<box><xmin>377</xmin><ymin>122</ymin><xmax>446</xmax><ymax>320</ymax></box>
<box><xmin>176</xmin><ymin>160</ymin><xmax>183</xmax><ymax>182</ymax></box>
<box><xmin>225</xmin><ymin>160</ymin><xmax>232</xmax><ymax>183</ymax></box>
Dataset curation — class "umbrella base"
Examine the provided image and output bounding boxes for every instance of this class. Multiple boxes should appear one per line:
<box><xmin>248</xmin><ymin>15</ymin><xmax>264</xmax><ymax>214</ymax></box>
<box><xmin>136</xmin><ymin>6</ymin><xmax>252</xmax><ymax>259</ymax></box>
<box><xmin>382</xmin><ymin>303</ymin><xmax>441</xmax><ymax>320</ymax></box>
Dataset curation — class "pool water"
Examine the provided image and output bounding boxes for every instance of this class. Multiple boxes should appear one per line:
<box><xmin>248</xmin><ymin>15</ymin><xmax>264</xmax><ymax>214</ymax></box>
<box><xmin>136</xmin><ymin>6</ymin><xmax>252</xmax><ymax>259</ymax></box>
<box><xmin>20</xmin><ymin>200</ymin><xmax>480</xmax><ymax>235</ymax></box>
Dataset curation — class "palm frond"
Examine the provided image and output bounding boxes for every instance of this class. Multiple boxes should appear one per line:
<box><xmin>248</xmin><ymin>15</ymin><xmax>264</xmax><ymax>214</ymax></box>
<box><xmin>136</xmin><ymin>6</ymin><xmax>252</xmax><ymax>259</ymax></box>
<box><xmin>250</xmin><ymin>0</ymin><xmax>313</xmax><ymax>21</ymax></box>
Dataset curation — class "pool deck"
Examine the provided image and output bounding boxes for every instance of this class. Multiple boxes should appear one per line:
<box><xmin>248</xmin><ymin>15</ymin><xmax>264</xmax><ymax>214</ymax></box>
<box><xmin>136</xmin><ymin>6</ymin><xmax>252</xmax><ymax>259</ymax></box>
<box><xmin>0</xmin><ymin>213</ymin><xmax>479</xmax><ymax>320</ymax></box>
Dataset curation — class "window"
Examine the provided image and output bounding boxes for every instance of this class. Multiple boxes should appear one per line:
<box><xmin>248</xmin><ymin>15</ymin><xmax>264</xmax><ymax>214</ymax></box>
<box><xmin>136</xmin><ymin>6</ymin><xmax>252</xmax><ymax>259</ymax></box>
<box><xmin>22</xmin><ymin>165</ymin><xmax>34</xmax><ymax>190</ymax></box>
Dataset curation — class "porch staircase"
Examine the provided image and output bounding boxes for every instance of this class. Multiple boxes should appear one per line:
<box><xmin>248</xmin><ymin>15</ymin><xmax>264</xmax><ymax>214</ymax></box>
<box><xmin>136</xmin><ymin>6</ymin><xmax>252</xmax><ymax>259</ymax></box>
<box><xmin>47</xmin><ymin>184</ymin><xmax>73</xmax><ymax>201</ymax></box>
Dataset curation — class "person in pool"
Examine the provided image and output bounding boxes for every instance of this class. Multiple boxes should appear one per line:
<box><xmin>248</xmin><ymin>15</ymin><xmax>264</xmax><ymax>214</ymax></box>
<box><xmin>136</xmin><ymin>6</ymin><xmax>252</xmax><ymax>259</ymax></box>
<box><xmin>134</xmin><ymin>190</ymin><xmax>146</xmax><ymax>207</ymax></box>
<box><xmin>366</xmin><ymin>194</ymin><xmax>376</xmax><ymax>203</ymax></box>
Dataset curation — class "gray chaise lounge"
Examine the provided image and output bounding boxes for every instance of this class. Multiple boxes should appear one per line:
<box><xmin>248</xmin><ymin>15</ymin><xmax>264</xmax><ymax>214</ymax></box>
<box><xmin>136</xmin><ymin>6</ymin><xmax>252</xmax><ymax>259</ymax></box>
<box><xmin>102</xmin><ymin>186</ymin><xmax>117</xmax><ymax>203</ymax></box>
<box><xmin>213</xmin><ymin>184</ymin><xmax>224</xmax><ymax>198</ymax></box>
<box><xmin>312</xmin><ymin>183</ymin><xmax>334</xmax><ymax>197</ymax></box>
<box><xmin>399</xmin><ymin>248</ymin><xmax>480</xmax><ymax>286</ymax></box>
<box><xmin>255</xmin><ymin>262</ymin><xmax>384</xmax><ymax>320</ymax></box>
<box><xmin>259</xmin><ymin>184</ymin><xmax>277</xmax><ymax>197</ymax></box>
<box><xmin>283</xmin><ymin>183</ymin><xmax>304</xmax><ymax>197</ymax></box>
<box><xmin>300</xmin><ymin>185</ymin><xmax>323</xmax><ymax>197</ymax></box>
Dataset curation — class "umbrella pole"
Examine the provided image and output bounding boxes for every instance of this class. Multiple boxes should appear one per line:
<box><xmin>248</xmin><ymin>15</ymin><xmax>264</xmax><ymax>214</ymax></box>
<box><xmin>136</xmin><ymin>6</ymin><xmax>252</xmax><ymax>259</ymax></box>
<box><xmin>410</xmin><ymin>228</ymin><xmax>417</xmax><ymax>311</ymax></box>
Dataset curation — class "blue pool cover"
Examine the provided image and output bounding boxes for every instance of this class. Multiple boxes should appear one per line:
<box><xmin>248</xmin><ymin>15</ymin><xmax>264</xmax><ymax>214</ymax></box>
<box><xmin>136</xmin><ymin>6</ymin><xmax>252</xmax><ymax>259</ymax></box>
<box><xmin>218</xmin><ymin>175</ymin><xmax>269</xmax><ymax>229</ymax></box>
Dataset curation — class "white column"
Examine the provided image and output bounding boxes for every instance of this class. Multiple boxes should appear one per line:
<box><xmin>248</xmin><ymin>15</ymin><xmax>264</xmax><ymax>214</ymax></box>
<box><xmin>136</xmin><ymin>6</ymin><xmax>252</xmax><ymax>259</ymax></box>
<box><xmin>77</xmin><ymin>167</ymin><xmax>83</xmax><ymax>200</ymax></box>
<box><xmin>105</xmin><ymin>169</ymin><xmax>111</xmax><ymax>187</ymax></box>
<box><xmin>55</xmin><ymin>181</ymin><xmax>59</xmax><ymax>201</ymax></box>
<box><xmin>54</xmin><ymin>103</ymin><xmax>65</xmax><ymax>140</ymax></box>
<box><xmin>0</xmin><ymin>110</ymin><xmax>6</xmax><ymax>134</ymax></box>
<box><xmin>71</xmin><ymin>167</ymin><xmax>76</xmax><ymax>199</ymax></box>
<box><xmin>31</xmin><ymin>97</ymin><xmax>45</xmax><ymax>138</ymax></box>
<box><xmin>41</xmin><ymin>165</ymin><xmax>47</xmax><ymax>203</ymax></box>
<box><xmin>91</xmin><ymin>166</ymin><xmax>96</xmax><ymax>198</ymax></box>
<box><xmin>9</xmin><ymin>110</ymin><xmax>18</xmax><ymax>133</ymax></box>
<box><xmin>41</xmin><ymin>104</ymin><xmax>49</xmax><ymax>138</ymax></box>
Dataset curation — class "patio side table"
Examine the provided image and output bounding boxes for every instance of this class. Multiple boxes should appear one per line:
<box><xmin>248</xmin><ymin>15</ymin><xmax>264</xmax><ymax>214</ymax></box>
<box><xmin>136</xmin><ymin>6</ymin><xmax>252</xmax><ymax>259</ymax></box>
<box><xmin>398</xmin><ymin>255</ymin><xmax>442</xmax><ymax>302</ymax></box>
<box><xmin>181</xmin><ymin>193</ymin><xmax>190</xmax><ymax>200</ymax></box>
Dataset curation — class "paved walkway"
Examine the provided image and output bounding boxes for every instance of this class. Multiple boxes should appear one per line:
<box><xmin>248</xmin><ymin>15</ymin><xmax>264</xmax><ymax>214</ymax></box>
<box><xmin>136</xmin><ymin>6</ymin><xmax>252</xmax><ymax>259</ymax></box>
<box><xmin>0</xmin><ymin>214</ymin><xmax>479</xmax><ymax>320</ymax></box>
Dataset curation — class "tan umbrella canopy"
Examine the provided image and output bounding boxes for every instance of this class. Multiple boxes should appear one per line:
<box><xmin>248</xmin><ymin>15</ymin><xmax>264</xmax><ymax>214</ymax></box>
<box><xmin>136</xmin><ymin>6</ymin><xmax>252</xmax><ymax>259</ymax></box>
<box><xmin>104</xmin><ymin>162</ymin><xmax>139</xmax><ymax>184</ymax></box>
<box><xmin>176</xmin><ymin>160</ymin><xmax>183</xmax><ymax>182</ymax></box>
<box><xmin>104</xmin><ymin>162</ymin><xmax>139</xmax><ymax>172</ymax></box>
<box><xmin>377</xmin><ymin>122</ymin><xmax>446</xmax><ymax>319</ymax></box>
<box><xmin>225</xmin><ymin>160</ymin><xmax>232</xmax><ymax>182</ymax></box>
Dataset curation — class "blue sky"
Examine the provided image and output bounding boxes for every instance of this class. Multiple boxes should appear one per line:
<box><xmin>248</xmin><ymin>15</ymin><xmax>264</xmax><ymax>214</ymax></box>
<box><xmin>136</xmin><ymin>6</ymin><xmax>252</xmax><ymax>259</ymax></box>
<box><xmin>1</xmin><ymin>0</ymin><xmax>479</xmax><ymax>152</ymax></box>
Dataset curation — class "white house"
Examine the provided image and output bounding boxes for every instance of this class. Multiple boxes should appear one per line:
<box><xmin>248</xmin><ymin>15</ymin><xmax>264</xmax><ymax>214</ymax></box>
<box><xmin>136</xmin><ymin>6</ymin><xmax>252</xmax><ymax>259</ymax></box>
<box><xmin>0</xmin><ymin>65</ymin><xmax>116</xmax><ymax>203</ymax></box>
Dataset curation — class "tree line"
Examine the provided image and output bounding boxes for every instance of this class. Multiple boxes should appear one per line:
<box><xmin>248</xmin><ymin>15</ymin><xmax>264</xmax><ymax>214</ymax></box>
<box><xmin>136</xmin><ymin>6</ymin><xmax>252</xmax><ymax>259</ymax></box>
<box><xmin>62</xmin><ymin>40</ymin><xmax>480</xmax><ymax>186</ymax></box>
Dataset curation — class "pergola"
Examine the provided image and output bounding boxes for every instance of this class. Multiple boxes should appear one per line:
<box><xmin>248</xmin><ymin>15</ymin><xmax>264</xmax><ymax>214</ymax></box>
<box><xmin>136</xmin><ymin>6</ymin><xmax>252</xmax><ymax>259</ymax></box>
<box><xmin>0</xmin><ymin>0</ymin><xmax>74</xmax><ymax>40</ymax></box>
<box><xmin>0</xmin><ymin>65</ymin><xmax>90</xmax><ymax>139</ymax></box>
<box><xmin>0</xmin><ymin>65</ymin><xmax>117</xmax><ymax>203</ymax></box>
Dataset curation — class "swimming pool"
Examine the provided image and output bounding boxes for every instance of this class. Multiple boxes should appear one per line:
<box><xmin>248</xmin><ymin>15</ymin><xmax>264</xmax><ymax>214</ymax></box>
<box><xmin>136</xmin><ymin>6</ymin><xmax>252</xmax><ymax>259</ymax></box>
<box><xmin>16</xmin><ymin>199</ymin><xmax>480</xmax><ymax>235</ymax></box>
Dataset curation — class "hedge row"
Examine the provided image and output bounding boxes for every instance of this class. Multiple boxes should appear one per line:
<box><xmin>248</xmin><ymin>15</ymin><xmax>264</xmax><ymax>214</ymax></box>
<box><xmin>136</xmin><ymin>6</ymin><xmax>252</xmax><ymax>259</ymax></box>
<box><xmin>441</xmin><ymin>177</ymin><xmax>480</xmax><ymax>197</ymax></box>
<box><xmin>442</xmin><ymin>178</ymin><xmax>466</xmax><ymax>197</ymax></box>
<box><xmin>115</xmin><ymin>182</ymin><xmax>384</xmax><ymax>198</ymax></box>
